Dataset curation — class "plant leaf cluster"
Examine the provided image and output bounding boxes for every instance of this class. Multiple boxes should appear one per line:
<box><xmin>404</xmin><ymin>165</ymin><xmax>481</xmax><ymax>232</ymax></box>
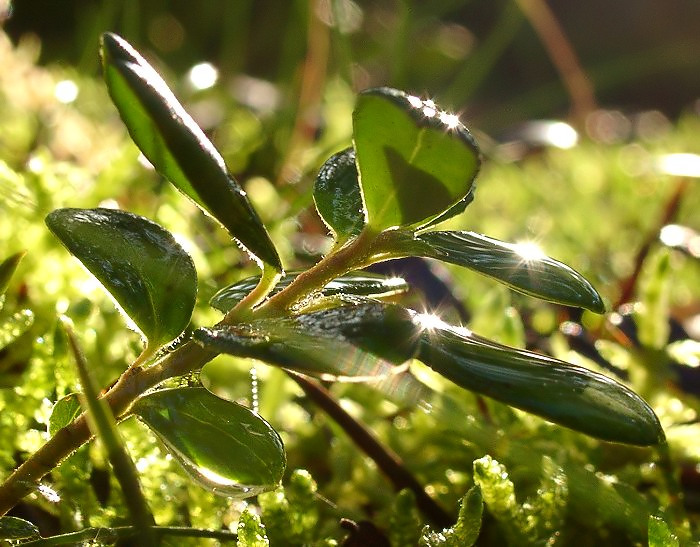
<box><xmin>0</xmin><ymin>31</ymin><xmax>681</xmax><ymax>545</ymax></box>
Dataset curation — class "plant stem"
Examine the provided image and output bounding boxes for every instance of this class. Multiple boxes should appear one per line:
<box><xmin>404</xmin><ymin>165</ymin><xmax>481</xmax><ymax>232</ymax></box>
<box><xmin>514</xmin><ymin>0</ymin><xmax>596</xmax><ymax>126</ymax></box>
<box><xmin>18</xmin><ymin>525</ymin><xmax>237</xmax><ymax>546</ymax></box>
<box><xmin>0</xmin><ymin>341</ymin><xmax>214</xmax><ymax>516</ymax></box>
<box><xmin>225</xmin><ymin>263</ymin><xmax>282</xmax><ymax>322</ymax></box>
<box><xmin>0</xmin><ymin>228</ymin><xmax>400</xmax><ymax>515</ymax></box>
<box><xmin>615</xmin><ymin>177</ymin><xmax>689</xmax><ymax>308</ymax></box>
<box><xmin>258</xmin><ymin>226</ymin><xmax>382</xmax><ymax>316</ymax></box>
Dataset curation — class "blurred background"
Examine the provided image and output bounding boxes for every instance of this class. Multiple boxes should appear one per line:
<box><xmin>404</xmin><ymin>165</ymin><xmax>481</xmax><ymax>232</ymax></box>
<box><xmin>1</xmin><ymin>0</ymin><xmax>698</xmax><ymax>321</ymax></box>
<box><xmin>4</xmin><ymin>0</ymin><xmax>700</xmax><ymax>130</ymax></box>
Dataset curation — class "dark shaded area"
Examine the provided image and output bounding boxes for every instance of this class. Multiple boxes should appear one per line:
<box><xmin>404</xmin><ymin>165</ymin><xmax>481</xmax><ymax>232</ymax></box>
<box><xmin>4</xmin><ymin>0</ymin><xmax>700</xmax><ymax>131</ymax></box>
<box><xmin>383</xmin><ymin>146</ymin><xmax>453</xmax><ymax>225</ymax></box>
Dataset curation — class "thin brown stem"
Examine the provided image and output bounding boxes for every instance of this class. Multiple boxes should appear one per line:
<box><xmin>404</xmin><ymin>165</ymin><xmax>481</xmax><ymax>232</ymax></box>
<box><xmin>277</xmin><ymin>0</ymin><xmax>330</xmax><ymax>185</ymax></box>
<box><xmin>288</xmin><ymin>372</ymin><xmax>454</xmax><ymax>529</ymax></box>
<box><xmin>0</xmin><ymin>341</ymin><xmax>214</xmax><ymax>516</ymax></box>
<box><xmin>515</xmin><ymin>0</ymin><xmax>596</xmax><ymax>126</ymax></box>
<box><xmin>615</xmin><ymin>178</ymin><xmax>689</xmax><ymax>308</ymax></box>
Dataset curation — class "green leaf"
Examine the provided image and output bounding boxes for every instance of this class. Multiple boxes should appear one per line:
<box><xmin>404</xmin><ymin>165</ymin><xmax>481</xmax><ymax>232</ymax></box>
<box><xmin>0</xmin><ymin>250</ymin><xmax>25</xmax><ymax>296</ymax></box>
<box><xmin>195</xmin><ymin>302</ymin><xmax>418</xmax><ymax>381</ymax></box>
<box><xmin>48</xmin><ymin>393</ymin><xmax>82</xmax><ymax>436</ymax></box>
<box><xmin>210</xmin><ymin>271</ymin><xmax>408</xmax><ymax>313</ymax></box>
<box><xmin>100</xmin><ymin>32</ymin><xmax>281</xmax><ymax>272</ymax></box>
<box><xmin>0</xmin><ymin>516</ymin><xmax>40</xmax><ymax>540</ymax></box>
<box><xmin>453</xmin><ymin>486</ymin><xmax>484</xmax><ymax>547</ymax></box>
<box><xmin>648</xmin><ymin>515</ymin><xmax>679</xmax><ymax>547</ymax></box>
<box><xmin>353</xmin><ymin>87</ymin><xmax>480</xmax><ymax>230</ymax></box>
<box><xmin>417</xmin><ymin>189</ymin><xmax>476</xmax><ymax>232</ymax></box>
<box><xmin>314</xmin><ymin>147</ymin><xmax>366</xmax><ymax>243</ymax></box>
<box><xmin>46</xmin><ymin>208</ymin><xmax>196</xmax><ymax>351</ymax></box>
<box><xmin>131</xmin><ymin>387</ymin><xmax>285</xmax><ymax>498</ymax></box>
<box><xmin>395</xmin><ymin>231</ymin><xmax>605</xmax><ymax>313</ymax></box>
<box><xmin>417</xmin><ymin>318</ymin><xmax>664</xmax><ymax>445</ymax></box>
<box><xmin>636</xmin><ymin>249</ymin><xmax>672</xmax><ymax>349</ymax></box>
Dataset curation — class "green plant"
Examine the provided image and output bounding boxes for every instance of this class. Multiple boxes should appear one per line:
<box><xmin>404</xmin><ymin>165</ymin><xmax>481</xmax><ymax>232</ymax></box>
<box><xmin>0</xmin><ymin>33</ymin><xmax>666</xmax><ymax>544</ymax></box>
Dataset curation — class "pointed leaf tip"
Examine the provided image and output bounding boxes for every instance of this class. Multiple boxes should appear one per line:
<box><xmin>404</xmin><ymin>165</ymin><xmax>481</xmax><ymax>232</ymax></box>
<box><xmin>46</xmin><ymin>208</ymin><xmax>197</xmax><ymax>350</ymax></box>
<box><xmin>100</xmin><ymin>32</ymin><xmax>281</xmax><ymax>272</ymax></box>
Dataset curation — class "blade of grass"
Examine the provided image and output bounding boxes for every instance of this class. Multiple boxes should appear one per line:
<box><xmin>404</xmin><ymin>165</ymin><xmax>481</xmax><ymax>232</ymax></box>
<box><xmin>61</xmin><ymin>318</ymin><xmax>157</xmax><ymax>545</ymax></box>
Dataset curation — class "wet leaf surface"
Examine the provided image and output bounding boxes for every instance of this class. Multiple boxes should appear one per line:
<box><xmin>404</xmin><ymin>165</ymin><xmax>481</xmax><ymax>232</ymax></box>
<box><xmin>132</xmin><ymin>387</ymin><xmax>285</xmax><ymax>498</ymax></box>
<box><xmin>314</xmin><ymin>147</ymin><xmax>366</xmax><ymax>243</ymax></box>
<box><xmin>46</xmin><ymin>208</ymin><xmax>197</xmax><ymax>350</ymax></box>
<box><xmin>0</xmin><ymin>516</ymin><xmax>40</xmax><ymax>540</ymax></box>
<box><xmin>196</xmin><ymin>302</ymin><xmax>418</xmax><ymax>381</ymax></box>
<box><xmin>394</xmin><ymin>230</ymin><xmax>605</xmax><ymax>312</ymax></box>
<box><xmin>417</xmin><ymin>316</ymin><xmax>664</xmax><ymax>445</ymax></box>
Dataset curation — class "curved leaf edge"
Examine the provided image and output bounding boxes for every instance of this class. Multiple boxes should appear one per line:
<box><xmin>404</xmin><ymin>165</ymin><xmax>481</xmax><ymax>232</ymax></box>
<box><xmin>45</xmin><ymin>207</ymin><xmax>198</xmax><ymax>350</ymax></box>
<box><xmin>382</xmin><ymin>230</ymin><xmax>605</xmax><ymax>313</ymax></box>
<box><xmin>100</xmin><ymin>32</ymin><xmax>282</xmax><ymax>273</ymax></box>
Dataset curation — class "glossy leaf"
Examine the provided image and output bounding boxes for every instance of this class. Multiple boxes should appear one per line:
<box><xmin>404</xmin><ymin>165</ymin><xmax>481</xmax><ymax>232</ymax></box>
<box><xmin>195</xmin><ymin>302</ymin><xmax>418</xmax><ymax>381</ymax></box>
<box><xmin>0</xmin><ymin>516</ymin><xmax>40</xmax><ymax>540</ymax></box>
<box><xmin>210</xmin><ymin>271</ymin><xmax>408</xmax><ymax>313</ymax></box>
<box><xmin>100</xmin><ymin>32</ymin><xmax>281</xmax><ymax>272</ymax></box>
<box><xmin>132</xmin><ymin>387</ymin><xmax>285</xmax><ymax>498</ymax></box>
<box><xmin>395</xmin><ymin>231</ymin><xmax>605</xmax><ymax>312</ymax></box>
<box><xmin>48</xmin><ymin>393</ymin><xmax>82</xmax><ymax>437</ymax></box>
<box><xmin>314</xmin><ymin>147</ymin><xmax>366</xmax><ymax>242</ymax></box>
<box><xmin>353</xmin><ymin>87</ymin><xmax>480</xmax><ymax>230</ymax></box>
<box><xmin>0</xmin><ymin>251</ymin><xmax>25</xmax><ymax>296</ymax></box>
<box><xmin>417</xmin><ymin>319</ymin><xmax>664</xmax><ymax>445</ymax></box>
<box><xmin>46</xmin><ymin>208</ymin><xmax>196</xmax><ymax>350</ymax></box>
